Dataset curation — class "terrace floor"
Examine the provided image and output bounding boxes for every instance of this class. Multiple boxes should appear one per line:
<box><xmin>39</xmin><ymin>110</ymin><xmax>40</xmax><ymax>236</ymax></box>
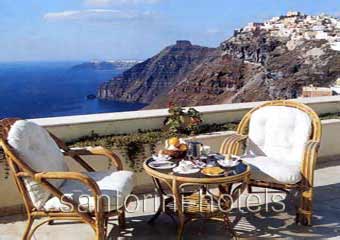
<box><xmin>1</xmin><ymin>157</ymin><xmax>340</xmax><ymax>240</ymax></box>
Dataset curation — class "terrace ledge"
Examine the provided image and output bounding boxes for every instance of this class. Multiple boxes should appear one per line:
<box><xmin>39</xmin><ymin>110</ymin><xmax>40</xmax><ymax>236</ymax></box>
<box><xmin>31</xmin><ymin>96</ymin><xmax>340</xmax><ymax>127</ymax></box>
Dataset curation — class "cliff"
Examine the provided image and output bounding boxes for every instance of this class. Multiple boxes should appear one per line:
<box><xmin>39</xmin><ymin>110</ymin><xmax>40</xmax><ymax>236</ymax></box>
<box><xmin>98</xmin><ymin>13</ymin><xmax>340</xmax><ymax>108</ymax></box>
<box><xmin>219</xmin><ymin>12</ymin><xmax>340</xmax><ymax>103</ymax></box>
<box><xmin>97</xmin><ymin>41</ymin><xmax>220</xmax><ymax>103</ymax></box>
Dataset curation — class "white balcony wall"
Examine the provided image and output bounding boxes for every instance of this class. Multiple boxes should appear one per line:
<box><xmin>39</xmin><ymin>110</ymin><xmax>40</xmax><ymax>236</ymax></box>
<box><xmin>1</xmin><ymin>96</ymin><xmax>340</xmax><ymax>215</ymax></box>
<box><xmin>32</xmin><ymin>96</ymin><xmax>340</xmax><ymax>142</ymax></box>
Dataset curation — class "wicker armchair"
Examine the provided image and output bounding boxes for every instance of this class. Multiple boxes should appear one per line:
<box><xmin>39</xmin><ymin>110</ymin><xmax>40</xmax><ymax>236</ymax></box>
<box><xmin>0</xmin><ymin>118</ymin><xmax>135</xmax><ymax>239</ymax></box>
<box><xmin>220</xmin><ymin>100</ymin><xmax>321</xmax><ymax>225</ymax></box>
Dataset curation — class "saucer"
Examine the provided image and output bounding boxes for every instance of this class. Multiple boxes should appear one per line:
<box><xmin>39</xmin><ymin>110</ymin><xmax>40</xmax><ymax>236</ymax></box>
<box><xmin>152</xmin><ymin>154</ymin><xmax>171</xmax><ymax>161</ymax></box>
<box><xmin>172</xmin><ymin>160</ymin><xmax>201</xmax><ymax>174</ymax></box>
<box><xmin>149</xmin><ymin>161</ymin><xmax>176</xmax><ymax>169</ymax></box>
<box><xmin>217</xmin><ymin>159</ymin><xmax>240</xmax><ymax>167</ymax></box>
<box><xmin>173</xmin><ymin>166</ymin><xmax>200</xmax><ymax>174</ymax></box>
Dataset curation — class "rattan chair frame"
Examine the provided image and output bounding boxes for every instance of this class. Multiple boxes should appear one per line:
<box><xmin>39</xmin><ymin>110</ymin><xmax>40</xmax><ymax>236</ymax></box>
<box><xmin>219</xmin><ymin>100</ymin><xmax>321</xmax><ymax>226</ymax></box>
<box><xmin>0</xmin><ymin>118</ymin><xmax>127</xmax><ymax>240</ymax></box>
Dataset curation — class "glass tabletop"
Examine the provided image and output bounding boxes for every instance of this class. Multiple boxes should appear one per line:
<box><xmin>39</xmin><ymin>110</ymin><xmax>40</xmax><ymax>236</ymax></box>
<box><xmin>145</xmin><ymin>156</ymin><xmax>248</xmax><ymax>179</ymax></box>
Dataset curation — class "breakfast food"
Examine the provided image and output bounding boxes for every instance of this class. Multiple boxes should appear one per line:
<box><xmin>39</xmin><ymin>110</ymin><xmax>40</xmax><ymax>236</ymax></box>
<box><xmin>201</xmin><ymin>167</ymin><xmax>224</xmax><ymax>176</ymax></box>
<box><xmin>168</xmin><ymin>137</ymin><xmax>180</xmax><ymax>147</ymax></box>
<box><xmin>163</xmin><ymin>137</ymin><xmax>188</xmax><ymax>158</ymax></box>
<box><xmin>179</xmin><ymin>143</ymin><xmax>188</xmax><ymax>151</ymax></box>
<box><xmin>167</xmin><ymin>145</ymin><xmax>178</xmax><ymax>151</ymax></box>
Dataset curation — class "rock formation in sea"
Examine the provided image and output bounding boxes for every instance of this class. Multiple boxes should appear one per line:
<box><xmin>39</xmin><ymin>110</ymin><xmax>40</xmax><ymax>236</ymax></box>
<box><xmin>72</xmin><ymin>60</ymin><xmax>141</xmax><ymax>72</ymax></box>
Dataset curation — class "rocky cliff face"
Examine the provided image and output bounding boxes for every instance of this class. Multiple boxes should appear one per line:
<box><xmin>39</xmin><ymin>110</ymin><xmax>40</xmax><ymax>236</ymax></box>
<box><xmin>157</xmin><ymin>13</ymin><xmax>340</xmax><ymax>107</ymax></box>
<box><xmin>98</xmin><ymin>13</ymin><xmax>340</xmax><ymax>108</ymax></box>
<box><xmin>97</xmin><ymin>41</ymin><xmax>220</xmax><ymax>103</ymax></box>
<box><xmin>218</xmin><ymin>13</ymin><xmax>340</xmax><ymax>102</ymax></box>
<box><xmin>148</xmin><ymin>55</ymin><xmax>257</xmax><ymax>108</ymax></box>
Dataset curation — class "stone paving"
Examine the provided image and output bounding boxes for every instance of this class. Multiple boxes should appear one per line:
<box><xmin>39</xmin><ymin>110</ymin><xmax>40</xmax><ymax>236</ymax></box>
<box><xmin>1</xmin><ymin>158</ymin><xmax>340</xmax><ymax>240</ymax></box>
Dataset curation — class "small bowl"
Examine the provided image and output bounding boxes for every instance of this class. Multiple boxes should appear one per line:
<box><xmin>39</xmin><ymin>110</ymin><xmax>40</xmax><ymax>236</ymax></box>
<box><xmin>217</xmin><ymin>159</ymin><xmax>240</xmax><ymax>168</ymax></box>
<box><xmin>161</xmin><ymin>149</ymin><xmax>187</xmax><ymax>159</ymax></box>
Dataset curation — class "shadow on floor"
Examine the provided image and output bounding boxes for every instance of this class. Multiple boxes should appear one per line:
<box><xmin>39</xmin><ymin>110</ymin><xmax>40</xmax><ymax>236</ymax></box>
<box><xmin>0</xmin><ymin>214</ymin><xmax>26</xmax><ymax>224</ymax></box>
<box><xmin>109</xmin><ymin>183</ymin><xmax>340</xmax><ymax>239</ymax></box>
<box><xmin>1</xmin><ymin>183</ymin><xmax>339</xmax><ymax>239</ymax></box>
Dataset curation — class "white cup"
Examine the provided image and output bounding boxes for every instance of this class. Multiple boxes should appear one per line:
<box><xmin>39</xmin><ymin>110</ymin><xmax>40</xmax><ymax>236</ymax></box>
<box><xmin>201</xmin><ymin>145</ymin><xmax>211</xmax><ymax>156</ymax></box>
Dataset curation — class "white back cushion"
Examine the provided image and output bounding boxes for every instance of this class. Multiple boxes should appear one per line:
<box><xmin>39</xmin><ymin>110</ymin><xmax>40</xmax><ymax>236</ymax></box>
<box><xmin>7</xmin><ymin>120</ymin><xmax>68</xmax><ymax>209</ymax></box>
<box><xmin>246</xmin><ymin>106</ymin><xmax>312</xmax><ymax>166</ymax></box>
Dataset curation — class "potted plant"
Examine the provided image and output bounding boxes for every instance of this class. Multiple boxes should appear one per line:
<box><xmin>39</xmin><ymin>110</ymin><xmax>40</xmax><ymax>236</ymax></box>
<box><xmin>163</xmin><ymin>102</ymin><xmax>203</xmax><ymax>135</ymax></box>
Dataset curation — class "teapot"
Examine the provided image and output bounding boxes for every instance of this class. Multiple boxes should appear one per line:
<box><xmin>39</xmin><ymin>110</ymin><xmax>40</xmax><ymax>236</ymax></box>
<box><xmin>187</xmin><ymin>141</ymin><xmax>203</xmax><ymax>159</ymax></box>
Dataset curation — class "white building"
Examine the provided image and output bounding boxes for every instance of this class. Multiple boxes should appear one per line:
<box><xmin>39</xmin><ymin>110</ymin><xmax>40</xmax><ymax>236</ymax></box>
<box><xmin>287</xmin><ymin>11</ymin><xmax>301</xmax><ymax>17</ymax></box>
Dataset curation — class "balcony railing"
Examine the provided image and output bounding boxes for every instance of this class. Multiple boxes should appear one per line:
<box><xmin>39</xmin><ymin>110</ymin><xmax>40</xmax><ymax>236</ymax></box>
<box><xmin>1</xmin><ymin>96</ymin><xmax>340</xmax><ymax>216</ymax></box>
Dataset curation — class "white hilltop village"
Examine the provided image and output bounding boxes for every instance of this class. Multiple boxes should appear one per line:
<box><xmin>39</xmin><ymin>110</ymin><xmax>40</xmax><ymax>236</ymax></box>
<box><xmin>233</xmin><ymin>11</ymin><xmax>340</xmax><ymax>97</ymax></box>
<box><xmin>236</xmin><ymin>11</ymin><xmax>340</xmax><ymax>51</ymax></box>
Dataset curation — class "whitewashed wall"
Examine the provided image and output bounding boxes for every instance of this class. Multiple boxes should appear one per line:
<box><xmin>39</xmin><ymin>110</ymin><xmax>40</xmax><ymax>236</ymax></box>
<box><xmin>1</xmin><ymin>96</ymin><xmax>340</xmax><ymax>215</ymax></box>
<box><xmin>31</xmin><ymin>96</ymin><xmax>340</xmax><ymax>142</ymax></box>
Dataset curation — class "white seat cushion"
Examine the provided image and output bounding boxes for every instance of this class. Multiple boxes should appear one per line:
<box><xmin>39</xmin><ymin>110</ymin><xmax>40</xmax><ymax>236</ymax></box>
<box><xmin>242</xmin><ymin>156</ymin><xmax>302</xmax><ymax>184</ymax></box>
<box><xmin>7</xmin><ymin>120</ymin><xmax>68</xmax><ymax>209</ymax></box>
<box><xmin>246</xmin><ymin>106</ymin><xmax>312</xmax><ymax>166</ymax></box>
<box><xmin>43</xmin><ymin>170</ymin><xmax>135</xmax><ymax>212</ymax></box>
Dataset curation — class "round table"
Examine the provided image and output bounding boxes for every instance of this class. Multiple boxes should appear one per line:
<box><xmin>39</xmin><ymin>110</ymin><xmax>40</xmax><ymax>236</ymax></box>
<box><xmin>143</xmin><ymin>157</ymin><xmax>250</xmax><ymax>240</ymax></box>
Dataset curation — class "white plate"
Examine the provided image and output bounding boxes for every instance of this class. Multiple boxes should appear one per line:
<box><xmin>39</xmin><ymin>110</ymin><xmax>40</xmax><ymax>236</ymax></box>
<box><xmin>149</xmin><ymin>161</ymin><xmax>176</xmax><ymax>169</ymax></box>
<box><xmin>173</xmin><ymin>166</ymin><xmax>200</xmax><ymax>174</ymax></box>
<box><xmin>192</xmin><ymin>160</ymin><xmax>206</xmax><ymax>168</ymax></box>
<box><xmin>152</xmin><ymin>155</ymin><xmax>171</xmax><ymax>161</ymax></box>
<box><xmin>217</xmin><ymin>159</ymin><xmax>240</xmax><ymax>168</ymax></box>
<box><xmin>225</xmin><ymin>155</ymin><xmax>240</xmax><ymax>161</ymax></box>
<box><xmin>208</xmin><ymin>153</ymin><xmax>224</xmax><ymax>160</ymax></box>
<box><xmin>201</xmin><ymin>171</ymin><xmax>225</xmax><ymax>177</ymax></box>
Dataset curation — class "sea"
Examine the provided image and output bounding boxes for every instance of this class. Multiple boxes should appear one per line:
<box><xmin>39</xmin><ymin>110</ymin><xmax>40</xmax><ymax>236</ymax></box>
<box><xmin>0</xmin><ymin>62</ymin><xmax>146</xmax><ymax>119</ymax></box>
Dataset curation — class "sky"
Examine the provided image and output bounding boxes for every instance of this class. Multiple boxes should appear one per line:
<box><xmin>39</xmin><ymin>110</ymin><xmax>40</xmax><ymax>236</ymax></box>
<box><xmin>0</xmin><ymin>0</ymin><xmax>339</xmax><ymax>62</ymax></box>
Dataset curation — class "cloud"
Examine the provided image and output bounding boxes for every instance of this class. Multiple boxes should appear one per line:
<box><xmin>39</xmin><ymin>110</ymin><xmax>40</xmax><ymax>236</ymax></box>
<box><xmin>44</xmin><ymin>9</ymin><xmax>153</xmax><ymax>22</ymax></box>
<box><xmin>206</xmin><ymin>28</ymin><xmax>223</xmax><ymax>35</ymax></box>
<box><xmin>84</xmin><ymin>0</ymin><xmax>161</xmax><ymax>7</ymax></box>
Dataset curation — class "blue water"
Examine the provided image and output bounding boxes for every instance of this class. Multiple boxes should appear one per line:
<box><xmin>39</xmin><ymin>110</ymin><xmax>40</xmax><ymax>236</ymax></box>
<box><xmin>0</xmin><ymin>62</ymin><xmax>146</xmax><ymax>119</ymax></box>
